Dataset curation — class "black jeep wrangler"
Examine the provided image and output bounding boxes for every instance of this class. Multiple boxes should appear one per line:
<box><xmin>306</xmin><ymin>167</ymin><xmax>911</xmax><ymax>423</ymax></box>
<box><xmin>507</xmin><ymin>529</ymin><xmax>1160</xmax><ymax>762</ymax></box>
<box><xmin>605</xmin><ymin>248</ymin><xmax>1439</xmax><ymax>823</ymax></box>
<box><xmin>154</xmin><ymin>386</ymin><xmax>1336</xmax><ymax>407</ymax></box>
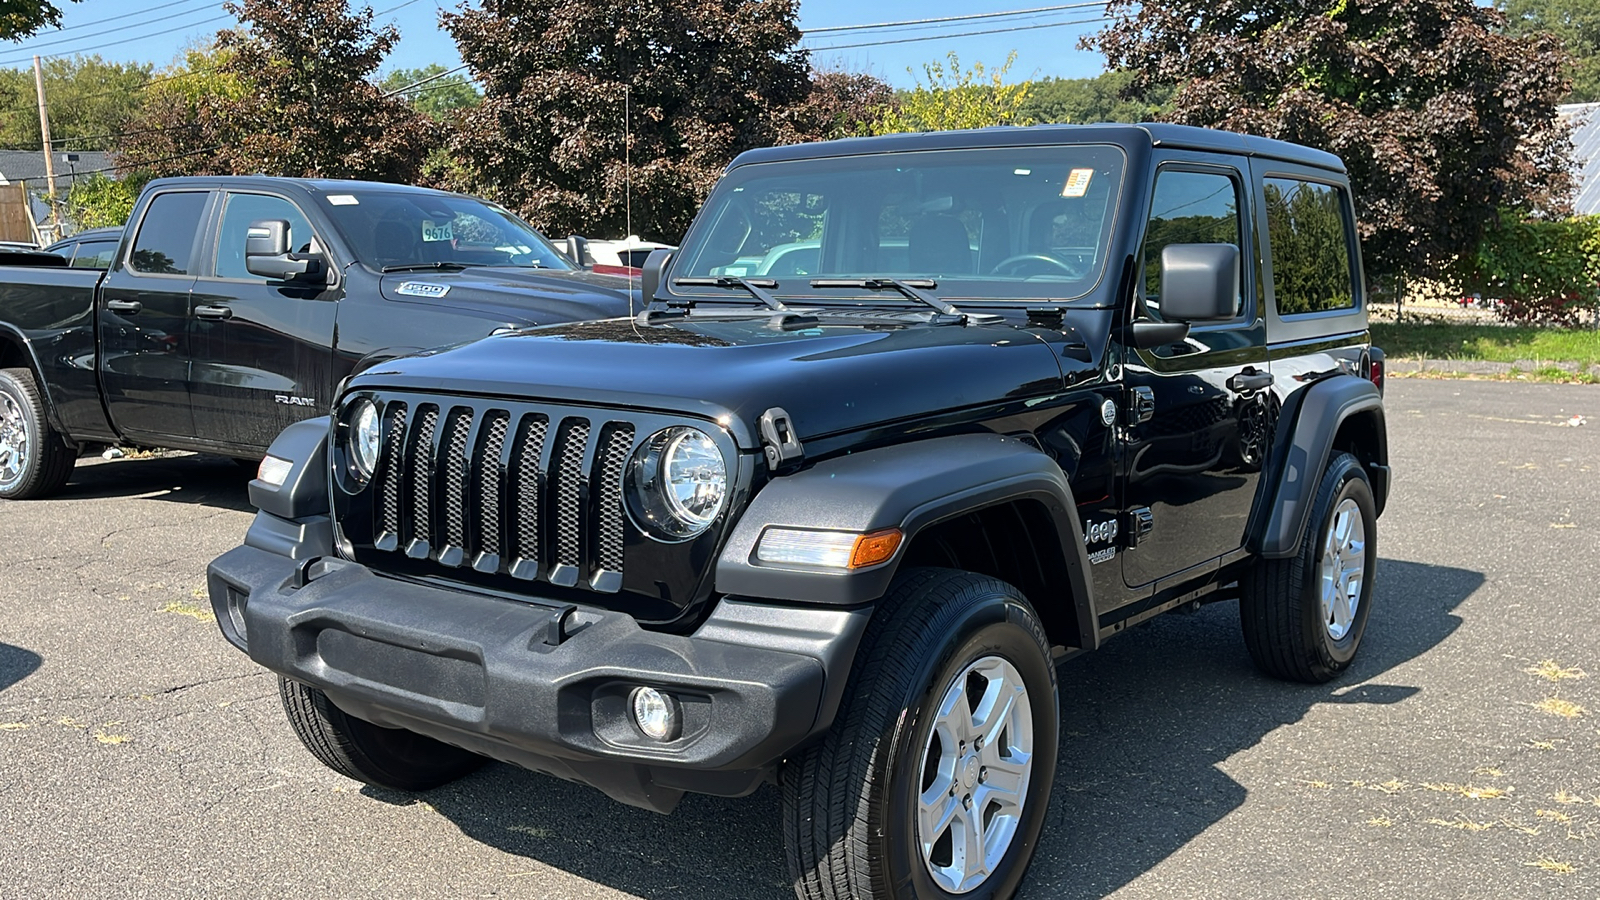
<box><xmin>208</xmin><ymin>124</ymin><xmax>1389</xmax><ymax>900</ymax></box>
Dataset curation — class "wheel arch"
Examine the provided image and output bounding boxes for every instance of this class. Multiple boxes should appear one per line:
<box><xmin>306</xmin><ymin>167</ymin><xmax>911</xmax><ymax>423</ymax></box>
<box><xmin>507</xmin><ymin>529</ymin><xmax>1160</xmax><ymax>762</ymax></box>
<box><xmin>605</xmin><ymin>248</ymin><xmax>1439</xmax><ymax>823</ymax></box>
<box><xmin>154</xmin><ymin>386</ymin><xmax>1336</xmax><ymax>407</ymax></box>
<box><xmin>715</xmin><ymin>433</ymin><xmax>1098</xmax><ymax>653</ymax></box>
<box><xmin>0</xmin><ymin>324</ymin><xmax>66</xmax><ymax>435</ymax></box>
<box><xmin>1249</xmin><ymin>374</ymin><xmax>1388</xmax><ymax>560</ymax></box>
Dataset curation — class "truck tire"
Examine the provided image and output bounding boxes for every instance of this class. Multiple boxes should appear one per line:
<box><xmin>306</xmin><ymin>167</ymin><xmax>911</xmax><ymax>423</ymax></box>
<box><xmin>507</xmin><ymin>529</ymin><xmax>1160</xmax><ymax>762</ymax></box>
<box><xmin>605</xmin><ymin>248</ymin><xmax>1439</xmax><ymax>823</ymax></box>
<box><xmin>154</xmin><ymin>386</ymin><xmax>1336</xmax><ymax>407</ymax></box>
<box><xmin>278</xmin><ymin>677</ymin><xmax>485</xmax><ymax>791</ymax></box>
<box><xmin>0</xmin><ymin>367</ymin><xmax>74</xmax><ymax>500</ymax></box>
<box><xmin>1240</xmin><ymin>451</ymin><xmax>1377</xmax><ymax>683</ymax></box>
<box><xmin>781</xmin><ymin>568</ymin><xmax>1059</xmax><ymax>900</ymax></box>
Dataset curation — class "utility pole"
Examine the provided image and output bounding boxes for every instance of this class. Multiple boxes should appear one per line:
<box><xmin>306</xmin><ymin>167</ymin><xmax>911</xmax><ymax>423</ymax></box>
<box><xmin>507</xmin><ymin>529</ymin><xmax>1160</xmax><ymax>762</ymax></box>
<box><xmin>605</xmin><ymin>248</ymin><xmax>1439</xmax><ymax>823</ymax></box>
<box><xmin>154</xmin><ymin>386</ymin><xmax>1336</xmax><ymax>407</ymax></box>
<box><xmin>32</xmin><ymin>55</ymin><xmax>56</xmax><ymax>238</ymax></box>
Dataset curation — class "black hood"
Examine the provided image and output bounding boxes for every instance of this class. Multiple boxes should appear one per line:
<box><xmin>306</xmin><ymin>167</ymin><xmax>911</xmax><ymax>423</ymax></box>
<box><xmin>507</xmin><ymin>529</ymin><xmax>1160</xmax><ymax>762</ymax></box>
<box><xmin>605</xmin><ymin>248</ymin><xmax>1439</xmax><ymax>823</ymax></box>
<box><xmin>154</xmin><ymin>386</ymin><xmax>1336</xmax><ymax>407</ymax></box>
<box><xmin>377</xmin><ymin>266</ymin><xmax>638</xmax><ymax>326</ymax></box>
<box><xmin>351</xmin><ymin>312</ymin><xmax>1108</xmax><ymax>448</ymax></box>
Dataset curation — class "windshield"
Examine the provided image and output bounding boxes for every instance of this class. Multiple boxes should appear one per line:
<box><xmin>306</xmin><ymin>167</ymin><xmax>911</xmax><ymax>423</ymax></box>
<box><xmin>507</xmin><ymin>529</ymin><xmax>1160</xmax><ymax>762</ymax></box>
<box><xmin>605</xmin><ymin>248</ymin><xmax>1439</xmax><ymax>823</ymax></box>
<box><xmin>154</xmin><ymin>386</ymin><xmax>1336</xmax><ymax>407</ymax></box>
<box><xmin>316</xmin><ymin>190</ymin><xmax>574</xmax><ymax>272</ymax></box>
<box><xmin>674</xmin><ymin>144</ymin><xmax>1126</xmax><ymax>302</ymax></box>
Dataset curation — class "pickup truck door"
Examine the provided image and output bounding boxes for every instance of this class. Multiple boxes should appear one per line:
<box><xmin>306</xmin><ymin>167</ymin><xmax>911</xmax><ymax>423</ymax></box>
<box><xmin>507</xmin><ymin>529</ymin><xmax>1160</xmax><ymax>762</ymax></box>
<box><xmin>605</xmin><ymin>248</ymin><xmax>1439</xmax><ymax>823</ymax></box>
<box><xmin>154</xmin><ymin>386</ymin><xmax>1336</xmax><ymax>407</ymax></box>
<box><xmin>97</xmin><ymin>189</ymin><xmax>213</xmax><ymax>442</ymax></box>
<box><xmin>1120</xmin><ymin>161</ymin><xmax>1270</xmax><ymax>589</ymax></box>
<box><xmin>186</xmin><ymin>191</ymin><xmax>339</xmax><ymax>453</ymax></box>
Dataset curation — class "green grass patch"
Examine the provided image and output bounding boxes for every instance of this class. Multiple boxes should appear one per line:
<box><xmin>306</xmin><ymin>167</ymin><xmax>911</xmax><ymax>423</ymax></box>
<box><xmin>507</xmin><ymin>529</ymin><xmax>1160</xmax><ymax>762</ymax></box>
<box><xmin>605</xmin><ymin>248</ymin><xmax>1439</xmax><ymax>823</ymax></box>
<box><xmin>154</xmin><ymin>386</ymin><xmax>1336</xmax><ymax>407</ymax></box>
<box><xmin>1371</xmin><ymin>323</ymin><xmax>1600</xmax><ymax>366</ymax></box>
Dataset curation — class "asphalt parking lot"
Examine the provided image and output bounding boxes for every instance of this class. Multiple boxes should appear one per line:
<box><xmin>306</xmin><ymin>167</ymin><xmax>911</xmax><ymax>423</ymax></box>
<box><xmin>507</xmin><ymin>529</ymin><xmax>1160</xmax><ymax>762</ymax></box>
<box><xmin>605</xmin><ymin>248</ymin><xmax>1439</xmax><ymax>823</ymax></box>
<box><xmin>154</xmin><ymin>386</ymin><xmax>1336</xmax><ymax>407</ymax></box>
<box><xmin>1</xmin><ymin>378</ymin><xmax>1596</xmax><ymax>899</ymax></box>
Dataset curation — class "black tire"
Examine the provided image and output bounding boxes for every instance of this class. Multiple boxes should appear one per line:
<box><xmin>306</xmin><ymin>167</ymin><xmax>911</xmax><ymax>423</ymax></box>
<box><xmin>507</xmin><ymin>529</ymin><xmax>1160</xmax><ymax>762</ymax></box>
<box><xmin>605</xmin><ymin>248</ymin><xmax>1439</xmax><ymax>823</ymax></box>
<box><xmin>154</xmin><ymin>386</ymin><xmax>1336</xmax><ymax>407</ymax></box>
<box><xmin>0</xmin><ymin>367</ymin><xmax>75</xmax><ymax>500</ymax></box>
<box><xmin>782</xmin><ymin>568</ymin><xmax>1059</xmax><ymax>900</ymax></box>
<box><xmin>278</xmin><ymin>677</ymin><xmax>485</xmax><ymax>791</ymax></box>
<box><xmin>1240</xmin><ymin>451</ymin><xmax>1378</xmax><ymax>683</ymax></box>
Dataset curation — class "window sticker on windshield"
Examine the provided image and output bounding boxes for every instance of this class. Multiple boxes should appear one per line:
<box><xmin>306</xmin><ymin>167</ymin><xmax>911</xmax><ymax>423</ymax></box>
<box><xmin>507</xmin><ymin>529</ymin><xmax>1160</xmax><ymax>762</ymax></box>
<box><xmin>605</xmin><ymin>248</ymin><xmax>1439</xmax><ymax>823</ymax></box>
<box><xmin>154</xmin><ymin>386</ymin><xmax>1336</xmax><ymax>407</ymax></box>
<box><xmin>1062</xmin><ymin>169</ymin><xmax>1094</xmax><ymax>198</ymax></box>
<box><xmin>421</xmin><ymin>220</ymin><xmax>454</xmax><ymax>243</ymax></box>
<box><xmin>327</xmin><ymin>194</ymin><xmax>359</xmax><ymax>206</ymax></box>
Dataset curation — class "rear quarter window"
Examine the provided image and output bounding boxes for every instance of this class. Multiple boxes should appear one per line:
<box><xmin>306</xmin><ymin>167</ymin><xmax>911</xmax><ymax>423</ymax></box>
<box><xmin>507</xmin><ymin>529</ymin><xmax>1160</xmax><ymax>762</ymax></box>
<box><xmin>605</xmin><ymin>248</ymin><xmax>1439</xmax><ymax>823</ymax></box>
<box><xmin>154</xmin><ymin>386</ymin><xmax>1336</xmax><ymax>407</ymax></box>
<box><xmin>1263</xmin><ymin>178</ymin><xmax>1356</xmax><ymax>315</ymax></box>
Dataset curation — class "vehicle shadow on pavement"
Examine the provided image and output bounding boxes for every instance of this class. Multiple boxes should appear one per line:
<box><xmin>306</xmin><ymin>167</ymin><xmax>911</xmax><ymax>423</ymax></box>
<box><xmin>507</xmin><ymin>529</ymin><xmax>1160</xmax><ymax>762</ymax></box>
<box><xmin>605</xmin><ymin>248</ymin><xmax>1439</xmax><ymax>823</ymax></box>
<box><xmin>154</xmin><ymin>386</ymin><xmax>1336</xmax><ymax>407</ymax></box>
<box><xmin>0</xmin><ymin>641</ymin><xmax>42</xmax><ymax>694</ymax></box>
<box><xmin>1019</xmin><ymin>557</ymin><xmax>1482</xmax><ymax>899</ymax></box>
<box><xmin>50</xmin><ymin>454</ymin><xmax>254</xmax><ymax>512</ymax></box>
<box><xmin>373</xmin><ymin>557</ymin><xmax>1479</xmax><ymax>900</ymax></box>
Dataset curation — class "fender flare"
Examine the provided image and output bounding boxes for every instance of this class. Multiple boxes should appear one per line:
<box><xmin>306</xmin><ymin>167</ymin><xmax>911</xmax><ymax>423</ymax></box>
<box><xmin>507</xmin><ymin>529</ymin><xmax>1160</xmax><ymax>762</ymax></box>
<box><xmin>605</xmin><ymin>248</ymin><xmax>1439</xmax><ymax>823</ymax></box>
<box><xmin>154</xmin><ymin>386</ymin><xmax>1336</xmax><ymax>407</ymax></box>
<box><xmin>715</xmin><ymin>433</ymin><xmax>1096</xmax><ymax>645</ymax></box>
<box><xmin>1250</xmin><ymin>375</ymin><xmax>1387</xmax><ymax>559</ymax></box>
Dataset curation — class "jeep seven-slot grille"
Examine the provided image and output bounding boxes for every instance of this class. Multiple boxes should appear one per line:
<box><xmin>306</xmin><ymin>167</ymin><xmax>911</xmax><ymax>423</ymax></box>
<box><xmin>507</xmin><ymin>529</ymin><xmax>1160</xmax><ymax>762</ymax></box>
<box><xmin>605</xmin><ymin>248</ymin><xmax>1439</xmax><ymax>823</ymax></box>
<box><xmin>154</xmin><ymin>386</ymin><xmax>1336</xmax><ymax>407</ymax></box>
<box><xmin>368</xmin><ymin>401</ymin><xmax>636</xmax><ymax>593</ymax></box>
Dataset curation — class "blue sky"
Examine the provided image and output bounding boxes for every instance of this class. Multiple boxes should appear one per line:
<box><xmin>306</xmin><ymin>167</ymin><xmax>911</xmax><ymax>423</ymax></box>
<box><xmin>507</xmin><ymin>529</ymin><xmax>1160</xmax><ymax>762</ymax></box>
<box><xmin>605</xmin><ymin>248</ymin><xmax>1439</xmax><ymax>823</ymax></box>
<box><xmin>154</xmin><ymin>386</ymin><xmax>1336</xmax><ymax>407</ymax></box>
<box><xmin>0</xmin><ymin>1</ymin><xmax>1112</xmax><ymax>88</ymax></box>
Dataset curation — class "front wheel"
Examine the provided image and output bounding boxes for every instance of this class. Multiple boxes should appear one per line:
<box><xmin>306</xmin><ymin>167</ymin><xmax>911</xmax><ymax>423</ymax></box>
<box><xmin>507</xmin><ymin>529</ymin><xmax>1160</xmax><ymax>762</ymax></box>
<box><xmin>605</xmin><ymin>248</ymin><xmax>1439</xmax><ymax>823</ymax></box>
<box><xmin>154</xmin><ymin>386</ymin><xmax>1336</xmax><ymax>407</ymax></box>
<box><xmin>278</xmin><ymin>677</ymin><xmax>485</xmax><ymax>791</ymax></box>
<box><xmin>782</xmin><ymin>568</ymin><xmax>1059</xmax><ymax>900</ymax></box>
<box><xmin>1240</xmin><ymin>451</ymin><xmax>1378</xmax><ymax>683</ymax></box>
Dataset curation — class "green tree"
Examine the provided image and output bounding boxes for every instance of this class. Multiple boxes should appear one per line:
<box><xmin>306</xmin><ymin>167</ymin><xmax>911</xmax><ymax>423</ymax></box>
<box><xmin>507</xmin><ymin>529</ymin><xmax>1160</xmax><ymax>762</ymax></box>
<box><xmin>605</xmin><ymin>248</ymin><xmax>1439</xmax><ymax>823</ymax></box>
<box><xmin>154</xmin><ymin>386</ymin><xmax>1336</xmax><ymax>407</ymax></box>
<box><xmin>1090</xmin><ymin>0</ymin><xmax>1573</xmax><ymax>287</ymax></box>
<box><xmin>0</xmin><ymin>56</ymin><xmax>153</xmax><ymax>150</ymax></box>
<box><xmin>1020</xmin><ymin>71</ymin><xmax>1170</xmax><ymax>125</ymax></box>
<box><xmin>119</xmin><ymin>0</ymin><xmax>437</xmax><ymax>183</ymax></box>
<box><xmin>381</xmin><ymin>64</ymin><xmax>481</xmax><ymax>121</ymax></box>
<box><xmin>443</xmin><ymin>0</ymin><xmax>813</xmax><ymax>241</ymax></box>
<box><xmin>1499</xmin><ymin>0</ymin><xmax>1600</xmax><ymax>102</ymax></box>
<box><xmin>870</xmin><ymin>52</ymin><xmax>1032</xmax><ymax>135</ymax></box>
<box><xmin>64</xmin><ymin>172</ymin><xmax>140</xmax><ymax>228</ymax></box>
<box><xmin>0</xmin><ymin>1</ymin><xmax>69</xmax><ymax>40</ymax></box>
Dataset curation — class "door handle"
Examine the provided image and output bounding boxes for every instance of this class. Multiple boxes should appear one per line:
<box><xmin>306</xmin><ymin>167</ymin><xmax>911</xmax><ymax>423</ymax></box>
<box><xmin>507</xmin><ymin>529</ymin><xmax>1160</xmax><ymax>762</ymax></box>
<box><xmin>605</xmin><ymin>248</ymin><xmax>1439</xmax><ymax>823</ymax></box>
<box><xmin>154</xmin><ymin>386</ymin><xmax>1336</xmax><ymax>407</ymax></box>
<box><xmin>105</xmin><ymin>299</ymin><xmax>142</xmax><ymax>315</ymax></box>
<box><xmin>194</xmin><ymin>305</ymin><xmax>234</xmax><ymax>321</ymax></box>
<box><xmin>1227</xmin><ymin>368</ymin><xmax>1274</xmax><ymax>392</ymax></box>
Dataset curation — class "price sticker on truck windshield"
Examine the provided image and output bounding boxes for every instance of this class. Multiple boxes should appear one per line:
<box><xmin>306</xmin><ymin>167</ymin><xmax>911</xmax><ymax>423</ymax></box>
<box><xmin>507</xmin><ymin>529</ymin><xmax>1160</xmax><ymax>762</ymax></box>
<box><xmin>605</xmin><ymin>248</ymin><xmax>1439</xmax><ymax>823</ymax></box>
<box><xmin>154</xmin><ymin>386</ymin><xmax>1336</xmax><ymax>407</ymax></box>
<box><xmin>421</xmin><ymin>220</ymin><xmax>455</xmax><ymax>243</ymax></box>
<box><xmin>1062</xmin><ymin>168</ymin><xmax>1094</xmax><ymax>198</ymax></box>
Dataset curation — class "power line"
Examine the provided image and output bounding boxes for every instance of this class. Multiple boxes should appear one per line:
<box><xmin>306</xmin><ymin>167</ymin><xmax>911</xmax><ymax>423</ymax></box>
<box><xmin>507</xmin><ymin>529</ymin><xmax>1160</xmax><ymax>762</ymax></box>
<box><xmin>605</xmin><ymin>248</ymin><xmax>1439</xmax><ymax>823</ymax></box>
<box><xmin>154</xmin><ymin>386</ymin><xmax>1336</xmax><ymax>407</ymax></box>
<box><xmin>383</xmin><ymin>62</ymin><xmax>469</xmax><ymax>96</ymax></box>
<box><xmin>0</xmin><ymin>13</ymin><xmax>235</xmax><ymax>65</ymax></box>
<box><xmin>373</xmin><ymin>0</ymin><xmax>428</xmax><ymax>15</ymax></box>
<box><xmin>803</xmin><ymin>2</ymin><xmax>1109</xmax><ymax>35</ymax></box>
<box><xmin>1</xmin><ymin>2</ymin><xmax>224</xmax><ymax>55</ymax></box>
<box><xmin>32</xmin><ymin>0</ymin><xmax>212</xmax><ymax>35</ymax></box>
<box><xmin>806</xmin><ymin>15</ymin><xmax>1113</xmax><ymax>52</ymax></box>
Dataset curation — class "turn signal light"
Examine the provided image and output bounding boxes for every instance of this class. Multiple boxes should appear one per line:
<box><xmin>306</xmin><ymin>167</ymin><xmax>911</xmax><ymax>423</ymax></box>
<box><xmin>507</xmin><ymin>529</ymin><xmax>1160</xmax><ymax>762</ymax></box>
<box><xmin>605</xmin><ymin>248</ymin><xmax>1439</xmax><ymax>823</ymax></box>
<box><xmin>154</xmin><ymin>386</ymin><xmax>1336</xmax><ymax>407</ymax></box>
<box><xmin>756</xmin><ymin>527</ymin><xmax>904</xmax><ymax>569</ymax></box>
<box><xmin>849</xmin><ymin>529</ymin><xmax>904</xmax><ymax>568</ymax></box>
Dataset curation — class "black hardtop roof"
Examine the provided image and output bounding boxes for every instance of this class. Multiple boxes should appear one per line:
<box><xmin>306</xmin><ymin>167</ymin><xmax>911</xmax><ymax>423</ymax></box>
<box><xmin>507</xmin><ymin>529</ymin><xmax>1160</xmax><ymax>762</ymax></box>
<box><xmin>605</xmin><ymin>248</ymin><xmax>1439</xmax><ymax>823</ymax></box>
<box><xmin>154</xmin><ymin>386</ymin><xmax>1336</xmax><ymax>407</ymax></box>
<box><xmin>732</xmin><ymin>123</ymin><xmax>1346</xmax><ymax>174</ymax></box>
<box><xmin>141</xmin><ymin>175</ymin><xmax>470</xmax><ymax>199</ymax></box>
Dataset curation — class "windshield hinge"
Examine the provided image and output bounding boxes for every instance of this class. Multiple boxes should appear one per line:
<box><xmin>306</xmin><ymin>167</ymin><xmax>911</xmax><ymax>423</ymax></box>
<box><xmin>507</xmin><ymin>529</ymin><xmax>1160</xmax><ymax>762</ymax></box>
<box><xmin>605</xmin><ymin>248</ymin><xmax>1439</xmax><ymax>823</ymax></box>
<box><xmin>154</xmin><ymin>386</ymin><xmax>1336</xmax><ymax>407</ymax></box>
<box><xmin>758</xmin><ymin>407</ymin><xmax>804</xmax><ymax>472</ymax></box>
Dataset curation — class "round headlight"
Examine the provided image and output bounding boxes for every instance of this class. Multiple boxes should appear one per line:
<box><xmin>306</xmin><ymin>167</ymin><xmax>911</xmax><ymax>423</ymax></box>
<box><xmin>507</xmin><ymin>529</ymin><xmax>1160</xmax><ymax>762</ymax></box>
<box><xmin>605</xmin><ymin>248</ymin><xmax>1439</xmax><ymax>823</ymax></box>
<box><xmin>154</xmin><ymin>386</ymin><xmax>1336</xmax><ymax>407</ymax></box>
<box><xmin>626</xmin><ymin>426</ymin><xmax>728</xmax><ymax>541</ymax></box>
<box><xmin>347</xmin><ymin>398</ymin><xmax>381</xmax><ymax>481</ymax></box>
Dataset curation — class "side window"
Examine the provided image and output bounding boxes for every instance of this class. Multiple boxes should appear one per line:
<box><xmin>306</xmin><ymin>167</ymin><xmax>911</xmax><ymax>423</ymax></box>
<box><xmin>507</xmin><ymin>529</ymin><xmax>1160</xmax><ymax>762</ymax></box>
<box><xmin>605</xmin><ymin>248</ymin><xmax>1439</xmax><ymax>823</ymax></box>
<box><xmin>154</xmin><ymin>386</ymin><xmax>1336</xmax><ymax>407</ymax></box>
<box><xmin>130</xmin><ymin>191</ymin><xmax>208</xmax><ymax>275</ymax></box>
<box><xmin>214</xmin><ymin>193</ymin><xmax>318</xmax><ymax>280</ymax></box>
<box><xmin>1263</xmin><ymin>178</ymin><xmax>1356</xmax><ymax>314</ymax></box>
<box><xmin>1141</xmin><ymin>169</ymin><xmax>1243</xmax><ymax>319</ymax></box>
<box><xmin>70</xmin><ymin>241</ymin><xmax>117</xmax><ymax>269</ymax></box>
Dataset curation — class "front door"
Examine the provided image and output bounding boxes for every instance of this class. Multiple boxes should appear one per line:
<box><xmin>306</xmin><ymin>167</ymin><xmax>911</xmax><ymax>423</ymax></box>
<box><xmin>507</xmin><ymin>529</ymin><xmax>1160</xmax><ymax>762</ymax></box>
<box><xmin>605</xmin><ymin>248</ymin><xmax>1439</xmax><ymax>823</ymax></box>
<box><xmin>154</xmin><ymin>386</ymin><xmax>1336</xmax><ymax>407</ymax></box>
<box><xmin>1121</xmin><ymin>162</ymin><xmax>1271</xmax><ymax>588</ymax></box>
<box><xmin>187</xmin><ymin>191</ymin><xmax>338</xmax><ymax>453</ymax></box>
<box><xmin>98</xmin><ymin>190</ymin><xmax>212</xmax><ymax>443</ymax></box>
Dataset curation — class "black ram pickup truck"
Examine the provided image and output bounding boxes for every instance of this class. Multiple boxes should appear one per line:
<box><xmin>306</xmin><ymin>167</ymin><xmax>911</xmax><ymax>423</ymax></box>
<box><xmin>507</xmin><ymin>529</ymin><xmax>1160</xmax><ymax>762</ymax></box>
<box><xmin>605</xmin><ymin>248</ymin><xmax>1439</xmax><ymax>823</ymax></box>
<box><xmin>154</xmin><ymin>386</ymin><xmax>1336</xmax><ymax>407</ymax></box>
<box><xmin>209</xmin><ymin>125</ymin><xmax>1389</xmax><ymax>900</ymax></box>
<box><xmin>0</xmin><ymin>176</ymin><xmax>635</xmax><ymax>499</ymax></box>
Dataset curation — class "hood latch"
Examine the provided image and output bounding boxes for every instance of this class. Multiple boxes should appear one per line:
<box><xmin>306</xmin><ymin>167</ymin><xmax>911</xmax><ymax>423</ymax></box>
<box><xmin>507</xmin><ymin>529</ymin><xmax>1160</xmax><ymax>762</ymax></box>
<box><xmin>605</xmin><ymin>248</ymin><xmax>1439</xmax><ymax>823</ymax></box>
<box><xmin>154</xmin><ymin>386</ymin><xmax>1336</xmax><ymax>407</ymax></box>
<box><xmin>758</xmin><ymin>407</ymin><xmax>805</xmax><ymax>473</ymax></box>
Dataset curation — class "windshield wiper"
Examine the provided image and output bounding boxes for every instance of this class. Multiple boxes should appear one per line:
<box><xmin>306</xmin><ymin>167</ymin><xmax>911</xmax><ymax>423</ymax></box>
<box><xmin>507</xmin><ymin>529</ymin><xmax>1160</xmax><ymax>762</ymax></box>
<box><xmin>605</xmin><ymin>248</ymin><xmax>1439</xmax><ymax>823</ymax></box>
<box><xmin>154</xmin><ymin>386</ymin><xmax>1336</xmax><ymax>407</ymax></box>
<box><xmin>380</xmin><ymin>262</ymin><xmax>470</xmax><ymax>273</ymax></box>
<box><xmin>809</xmin><ymin>278</ymin><xmax>963</xmax><ymax>317</ymax></box>
<box><xmin>672</xmin><ymin>276</ymin><xmax>788</xmax><ymax>311</ymax></box>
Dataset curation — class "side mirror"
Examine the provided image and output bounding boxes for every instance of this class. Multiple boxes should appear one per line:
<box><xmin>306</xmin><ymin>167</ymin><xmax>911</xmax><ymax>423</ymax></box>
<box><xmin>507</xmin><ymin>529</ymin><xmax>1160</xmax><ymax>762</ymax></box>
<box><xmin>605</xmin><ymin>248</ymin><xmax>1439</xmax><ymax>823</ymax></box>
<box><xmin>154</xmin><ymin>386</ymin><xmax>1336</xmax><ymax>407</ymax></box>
<box><xmin>566</xmin><ymin>234</ymin><xmax>592</xmax><ymax>267</ymax></box>
<box><xmin>245</xmin><ymin>218</ymin><xmax>324</xmax><ymax>283</ymax></box>
<box><xmin>1159</xmin><ymin>243</ymin><xmax>1239</xmax><ymax>322</ymax></box>
<box><xmin>641</xmin><ymin>248</ymin><xmax>674</xmax><ymax>302</ymax></box>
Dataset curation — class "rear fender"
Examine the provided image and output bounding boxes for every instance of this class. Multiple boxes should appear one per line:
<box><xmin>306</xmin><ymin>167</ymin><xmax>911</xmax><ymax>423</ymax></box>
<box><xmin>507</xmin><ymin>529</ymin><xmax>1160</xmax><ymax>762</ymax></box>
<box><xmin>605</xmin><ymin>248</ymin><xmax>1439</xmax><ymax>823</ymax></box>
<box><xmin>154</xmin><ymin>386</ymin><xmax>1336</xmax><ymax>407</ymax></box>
<box><xmin>1250</xmin><ymin>375</ymin><xmax>1387</xmax><ymax>559</ymax></box>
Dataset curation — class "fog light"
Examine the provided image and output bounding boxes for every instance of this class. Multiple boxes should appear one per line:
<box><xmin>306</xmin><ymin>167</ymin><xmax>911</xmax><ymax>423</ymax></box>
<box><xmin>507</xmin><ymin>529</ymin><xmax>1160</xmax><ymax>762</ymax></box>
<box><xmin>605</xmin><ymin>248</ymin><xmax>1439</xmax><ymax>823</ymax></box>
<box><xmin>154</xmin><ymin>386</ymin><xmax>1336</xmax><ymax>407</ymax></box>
<box><xmin>257</xmin><ymin>454</ymin><xmax>293</xmax><ymax>487</ymax></box>
<box><xmin>631</xmin><ymin>686</ymin><xmax>679</xmax><ymax>741</ymax></box>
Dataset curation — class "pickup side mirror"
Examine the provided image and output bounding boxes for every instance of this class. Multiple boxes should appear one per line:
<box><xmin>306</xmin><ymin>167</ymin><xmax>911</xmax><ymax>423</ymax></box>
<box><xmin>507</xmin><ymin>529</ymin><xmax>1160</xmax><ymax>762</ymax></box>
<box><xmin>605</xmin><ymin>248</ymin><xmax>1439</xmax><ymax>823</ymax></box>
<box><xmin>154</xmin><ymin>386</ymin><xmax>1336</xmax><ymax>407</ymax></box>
<box><xmin>641</xmin><ymin>248</ymin><xmax>674</xmax><ymax>302</ymax></box>
<box><xmin>565</xmin><ymin>234</ymin><xmax>592</xmax><ymax>267</ymax></box>
<box><xmin>245</xmin><ymin>218</ymin><xmax>325</xmax><ymax>283</ymax></box>
<box><xmin>1159</xmin><ymin>243</ymin><xmax>1240</xmax><ymax>322</ymax></box>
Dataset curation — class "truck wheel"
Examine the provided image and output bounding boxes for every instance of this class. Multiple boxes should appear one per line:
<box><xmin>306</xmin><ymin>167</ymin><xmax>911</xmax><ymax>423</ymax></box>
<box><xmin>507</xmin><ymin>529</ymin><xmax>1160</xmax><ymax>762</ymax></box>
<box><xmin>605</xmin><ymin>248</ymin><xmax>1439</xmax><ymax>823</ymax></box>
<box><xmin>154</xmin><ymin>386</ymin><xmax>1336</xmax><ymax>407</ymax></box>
<box><xmin>782</xmin><ymin>568</ymin><xmax>1059</xmax><ymax>900</ymax></box>
<box><xmin>0</xmin><ymin>367</ymin><xmax>74</xmax><ymax>500</ymax></box>
<box><xmin>1240</xmin><ymin>451</ymin><xmax>1377</xmax><ymax>683</ymax></box>
<box><xmin>278</xmin><ymin>677</ymin><xmax>484</xmax><ymax>791</ymax></box>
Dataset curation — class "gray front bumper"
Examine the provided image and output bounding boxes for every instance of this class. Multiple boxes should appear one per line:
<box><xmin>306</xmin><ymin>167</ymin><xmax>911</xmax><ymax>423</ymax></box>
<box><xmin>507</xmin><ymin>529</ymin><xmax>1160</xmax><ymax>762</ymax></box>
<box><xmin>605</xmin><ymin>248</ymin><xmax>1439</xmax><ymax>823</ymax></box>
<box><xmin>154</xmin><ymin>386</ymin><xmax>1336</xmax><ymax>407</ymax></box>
<box><xmin>207</xmin><ymin>544</ymin><xmax>870</xmax><ymax>812</ymax></box>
